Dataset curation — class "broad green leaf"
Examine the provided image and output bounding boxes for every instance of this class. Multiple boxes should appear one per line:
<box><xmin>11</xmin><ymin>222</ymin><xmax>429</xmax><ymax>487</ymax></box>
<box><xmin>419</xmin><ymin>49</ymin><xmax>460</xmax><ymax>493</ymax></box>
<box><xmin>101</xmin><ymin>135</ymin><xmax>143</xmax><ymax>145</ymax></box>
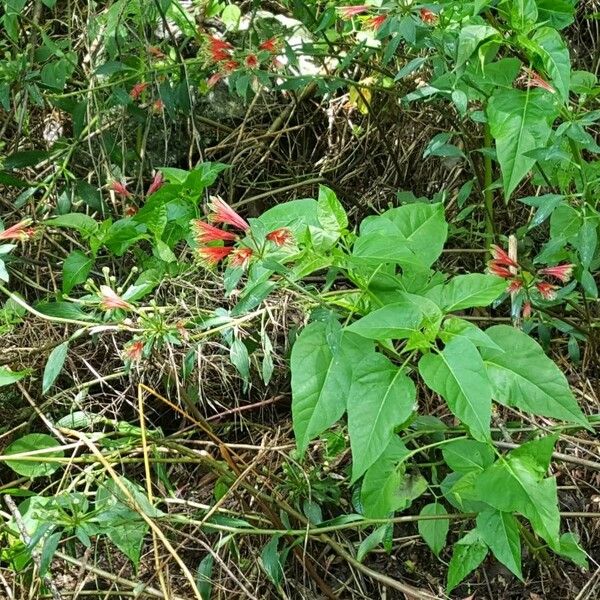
<box><xmin>419</xmin><ymin>337</ymin><xmax>492</xmax><ymax>442</ymax></box>
<box><xmin>518</xmin><ymin>193</ymin><xmax>565</xmax><ymax>228</ymax></box>
<box><xmin>550</xmin><ymin>204</ymin><xmax>582</xmax><ymax>242</ymax></box>
<box><xmin>442</xmin><ymin>439</ymin><xmax>495</xmax><ymax>474</ymax></box>
<box><xmin>62</xmin><ymin>250</ymin><xmax>93</xmax><ymax>294</ymax></box>
<box><xmin>42</xmin><ymin>342</ymin><xmax>69</xmax><ymax>394</ymax></box>
<box><xmin>531</xmin><ymin>27</ymin><xmax>571</xmax><ymax>102</ymax></box>
<box><xmin>317</xmin><ymin>185</ymin><xmax>347</xmax><ymax>232</ymax></box>
<box><xmin>418</xmin><ymin>503</ymin><xmax>449</xmax><ymax>556</ymax></box>
<box><xmin>474</xmin><ymin>444</ymin><xmax>560</xmax><ymax>546</ymax></box>
<box><xmin>4</xmin><ymin>433</ymin><xmax>64</xmax><ymax>478</ymax></box>
<box><xmin>480</xmin><ymin>325</ymin><xmax>589</xmax><ymax>428</ymax></box>
<box><xmin>440</xmin><ymin>317</ymin><xmax>503</xmax><ymax>351</ymax></box>
<box><xmin>555</xmin><ymin>532</ymin><xmax>588</xmax><ymax>568</ymax></box>
<box><xmin>504</xmin><ymin>0</ymin><xmax>538</xmax><ymax>32</ymax></box>
<box><xmin>426</xmin><ymin>274</ymin><xmax>507</xmax><ymax>312</ymax></box>
<box><xmin>487</xmin><ymin>89</ymin><xmax>558</xmax><ymax>200</ymax></box>
<box><xmin>476</xmin><ymin>509</ymin><xmax>522</xmax><ymax>579</ymax></box>
<box><xmin>0</xmin><ymin>366</ymin><xmax>29</xmax><ymax>387</ymax></box>
<box><xmin>257</xmin><ymin>199</ymin><xmax>319</xmax><ymax>237</ymax></box>
<box><xmin>537</xmin><ymin>0</ymin><xmax>576</xmax><ymax>30</ymax></box>
<box><xmin>346</xmin><ymin>301</ymin><xmax>424</xmax><ymax>341</ymax></box>
<box><xmin>447</xmin><ymin>531</ymin><xmax>488</xmax><ymax>594</ymax></box>
<box><xmin>361</xmin><ymin>437</ymin><xmax>413</xmax><ymax>518</ymax></box>
<box><xmin>46</xmin><ymin>213</ymin><xmax>98</xmax><ymax>237</ymax></box>
<box><xmin>357</xmin><ymin>203</ymin><xmax>447</xmax><ymax>268</ymax></box>
<box><xmin>291</xmin><ymin>321</ymin><xmax>372</xmax><ymax>455</ymax></box>
<box><xmin>456</xmin><ymin>25</ymin><xmax>499</xmax><ymax>68</ymax></box>
<box><xmin>348</xmin><ymin>353</ymin><xmax>416</xmax><ymax>481</ymax></box>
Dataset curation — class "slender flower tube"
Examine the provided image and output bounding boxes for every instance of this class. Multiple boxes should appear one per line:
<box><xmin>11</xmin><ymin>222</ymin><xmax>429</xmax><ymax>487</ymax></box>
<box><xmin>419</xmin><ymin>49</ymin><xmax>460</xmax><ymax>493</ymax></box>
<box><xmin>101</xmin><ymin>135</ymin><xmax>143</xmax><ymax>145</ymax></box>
<box><xmin>208</xmin><ymin>196</ymin><xmax>249</xmax><ymax>231</ymax></box>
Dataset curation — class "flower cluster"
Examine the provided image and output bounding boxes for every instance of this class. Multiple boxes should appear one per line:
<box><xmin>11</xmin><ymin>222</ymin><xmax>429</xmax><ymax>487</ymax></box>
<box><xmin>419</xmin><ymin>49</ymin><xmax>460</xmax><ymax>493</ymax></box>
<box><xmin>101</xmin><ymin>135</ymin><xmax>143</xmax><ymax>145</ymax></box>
<box><xmin>487</xmin><ymin>244</ymin><xmax>574</xmax><ymax>317</ymax></box>
<box><xmin>336</xmin><ymin>5</ymin><xmax>439</xmax><ymax>28</ymax></box>
<box><xmin>191</xmin><ymin>196</ymin><xmax>292</xmax><ymax>269</ymax></box>
<box><xmin>205</xmin><ymin>35</ymin><xmax>281</xmax><ymax>86</ymax></box>
<box><xmin>110</xmin><ymin>171</ymin><xmax>165</xmax><ymax>215</ymax></box>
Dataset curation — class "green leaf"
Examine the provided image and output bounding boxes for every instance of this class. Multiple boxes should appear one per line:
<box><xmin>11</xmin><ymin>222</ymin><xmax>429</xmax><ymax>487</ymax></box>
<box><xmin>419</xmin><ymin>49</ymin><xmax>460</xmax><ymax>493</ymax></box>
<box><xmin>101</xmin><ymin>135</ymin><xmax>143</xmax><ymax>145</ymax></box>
<box><xmin>346</xmin><ymin>301</ymin><xmax>424</xmax><ymax>341</ymax></box>
<box><xmin>474</xmin><ymin>441</ymin><xmax>560</xmax><ymax>546</ymax></box>
<box><xmin>456</xmin><ymin>25</ymin><xmax>500</xmax><ymax>68</ymax></box>
<box><xmin>196</xmin><ymin>555</ymin><xmax>214</xmax><ymax>599</ymax></box>
<box><xmin>357</xmin><ymin>525</ymin><xmax>390</xmax><ymax>563</ymax></box>
<box><xmin>504</xmin><ymin>0</ymin><xmax>538</xmax><ymax>32</ymax></box>
<box><xmin>257</xmin><ymin>198</ymin><xmax>319</xmax><ymax>237</ymax></box>
<box><xmin>442</xmin><ymin>439</ymin><xmax>495</xmax><ymax>474</ymax></box>
<box><xmin>221</xmin><ymin>4</ymin><xmax>241</xmax><ymax>30</ymax></box>
<box><xmin>487</xmin><ymin>89</ymin><xmax>558</xmax><ymax>200</ymax></box>
<box><xmin>576</xmin><ymin>220</ymin><xmax>597</xmax><ymax>269</ymax></box>
<box><xmin>348</xmin><ymin>353</ymin><xmax>416</xmax><ymax>481</ymax></box>
<box><xmin>418</xmin><ymin>503</ymin><xmax>449</xmax><ymax>556</ymax></box>
<box><xmin>0</xmin><ymin>366</ymin><xmax>29</xmax><ymax>387</ymax></box>
<box><xmin>230</xmin><ymin>339</ymin><xmax>250</xmax><ymax>383</ymax></box>
<box><xmin>480</xmin><ymin>325</ymin><xmax>589</xmax><ymax>428</ymax></box>
<box><xmin>361</xmin><ymin>437</ymin><xmax>415</xmax><ymax>518</ymax></box>
<box><xmin>317</xmin><ymin>185</ymin><xmax>347</xmax><ymax>232</ymax></box>
<box><xmin>555</xmin><ymin>532</ymin><xmax>588</xmax><ymax>568</ymax></box>
<box><xmin>42</xmin><ymin>342</ymin><xmax>69</xmax><ymax>394</ymax></box>
<box><xmin>3</xmin><ymin>150</ymin><xmax>50</xmax><ymax>169</ymax></box>
<box><xmin>531</xmin><ymin>27</ymin><xmax>571</xmax><ymax>102</ymax></box>
<box><xmin>426</xmin><ymin>274</ymin><xmax>507</xmax><ymax>312</ymax></box>
<box><xmin>447</xmin><ymin>531</ymin><xmax>488</xmax><ymax>594</ymax></box>
<box><xmin>46</xmin><ymin>213</ymin><xmax>99</xmax><ymax>237</ymax></box>
<box><xmin>35</xmin><ymin>301</ymin><xmax>96</xmax><ymax>322</ymax></box>
<box><xmin>260</xmin><ymin>536</ymin><xmax>284</xmax><ymax>586</ymax></box>
<box><xmin>550</xmin><ymin>204</ymin><xmax>582</xmax><ymax>242</ymax></box>
<box><xmin>291</xmin><ymin>321</ymin><xmax>372</xmax><ymax>456</ymax></box>
<box><xmin>537</xmin><ymin>0</ymin><xmax>575</xmax><ymax>30</ymax></box>
<box><xmin>358</xmin><ymin>203</ymin><xmax>447</xmax><ymax>269</ymax></box>
<box><xmin>440</xmin><ymin>317</ymin><xmax>504</xmax><ymax>351</ymax></box>
<box><xmin>62</xmin><ymin>250</ymin><xmax>93</xmax><ymax>294</ymax></box>
<box><xmin>5</xmin><ymin>433</ymin><xmax>64</xmax><ymax>478</ymax></box>
<box><xmin>419</xmin><ymin>337</ymin><xmax>492</xmax><ymax>442</ymax></box>
<box><xmin>476</xmin><ymin>509</ymin><xmax>522</xmax><ymax>579</ymax></box>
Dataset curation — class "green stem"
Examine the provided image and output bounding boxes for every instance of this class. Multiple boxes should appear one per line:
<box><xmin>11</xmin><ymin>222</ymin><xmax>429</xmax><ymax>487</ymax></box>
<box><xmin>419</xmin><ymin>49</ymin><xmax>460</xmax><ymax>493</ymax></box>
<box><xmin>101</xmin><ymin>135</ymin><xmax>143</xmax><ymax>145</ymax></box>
<box><xmin>483</xmin><ymin>123</ymin><xmax>495</xmax><ymax>243</ymax></box>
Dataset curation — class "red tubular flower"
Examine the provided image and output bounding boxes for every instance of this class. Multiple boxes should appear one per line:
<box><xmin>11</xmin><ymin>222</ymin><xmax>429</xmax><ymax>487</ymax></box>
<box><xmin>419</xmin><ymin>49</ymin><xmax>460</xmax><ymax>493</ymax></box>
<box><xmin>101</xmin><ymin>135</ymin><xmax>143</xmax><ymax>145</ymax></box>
<box><xmin>266</xmin><ymin>227</ymin><xmax>293</xmax><ymax>246</ymax></box>
<box><xmin>536</xmin><ymin>281</ymin><xmax>557</xmax><ymax>300</ymax></box>
<box><xmin>124</xmin><ymin>339</ymin><xmax>144</xmax><ymax>361</ymax></box>
<box><xmin>420</xmin><ymin>8</ymin><xmax>439</xmax><ymax>25</ymax></box>
<box><xmin>208</xmin><ymin>36</ymin><xmax>233</xmax><ymax>62</ymax></box>
<box><xmin>337</xmin><ymin>5</ymin><xmax>369</xmax><ymax>19</ymax></box>
<box><xmin>152</xmin><ymin>99</ymin><xmax>164</xmax><ymax>113</ymax></box>
<box><xmin>538</xmin><ymin>263</ymin><xmax>574</xmax><ymax>283</ymax></box>
<box><xmin>0</xmin><ymin>219</ymin><xmax>35</xmax><ymax>241</ymax></box>
<box><xmin>99</xmin><ymin>285</ymin><xmax>132</xmax><ymax>311</ymax></box>
<box><xmin>130</xmin><ymin>82</ymin><xmax>148</xmax><ymax>100</ymax></box>
<box><xmin>146</xmin><ymin>171</ymin><xmax>164</xmax><ymax>197</ymax></box>
<box><xmin>208</xmin><ymin>196</ymin><xmax>249</xmax><ymax>231</ymax></box>
<box><xmin>230</xmin><ymin>247</ymin><xmax>253</xmax><ymax>268</ymax></box>
<box><xmin>490</xmin><ymin>244</ymin><xmax>518</xmax><ymax>268</ymax></box>
<box><xmin>125</xmin><ymin>205</ymin><xmax>138</xmax><ymax>217</ymax></box>
<box><xmin>196</xmin><ymin>245</ymin><xmax>233</xmax><ymax>266</ymax></box>
<box><xmin>111</xmin><ymin>181</ymin><xmax>132</xmax><ymax>198</ymax></box>
<box><xmin>507</xmin><ymin>279</ymin><xmax>523</xmax><ymax>294</ymax></box>
<box><xmin>259</xmin><ymin>37</ymin><xmax>278</xmax><ymax>53</ymax></box>
<box><xmin>524</xmin><ymin>68</ymin><xmax>555</xmax><ymax>94</ymax></box>
<box><xmin>192</xmin><ymin>220</ymin><xmax>237</xmax><ymax>244</ymax></box>
<box><xmin>488</xmin><ymin>261</ymin><xmax>512</xmax><ymax>279</ymax></box>
<box><xmin>367</xmin><ymin>14</ymin><xmax>387</xmax><ymax>30</ymax></box>
<box><xmin>245</xmin><ymin>53</ymin><xmax>259</xmax><ymax>69</ymax></box>
<box><xmin>223</xmin><ymin>59</ymin><xmax>239</xmax><ymax>72</ymax></box>
<box><xmin>207</xmin><ymin>72</ymin><xmax>222</xmax><ymax>88</ymax></box>
<box><xmin>523</xmin><ymin>301</ymin><xmax>532</xmax><ymax>319</ymax></box>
